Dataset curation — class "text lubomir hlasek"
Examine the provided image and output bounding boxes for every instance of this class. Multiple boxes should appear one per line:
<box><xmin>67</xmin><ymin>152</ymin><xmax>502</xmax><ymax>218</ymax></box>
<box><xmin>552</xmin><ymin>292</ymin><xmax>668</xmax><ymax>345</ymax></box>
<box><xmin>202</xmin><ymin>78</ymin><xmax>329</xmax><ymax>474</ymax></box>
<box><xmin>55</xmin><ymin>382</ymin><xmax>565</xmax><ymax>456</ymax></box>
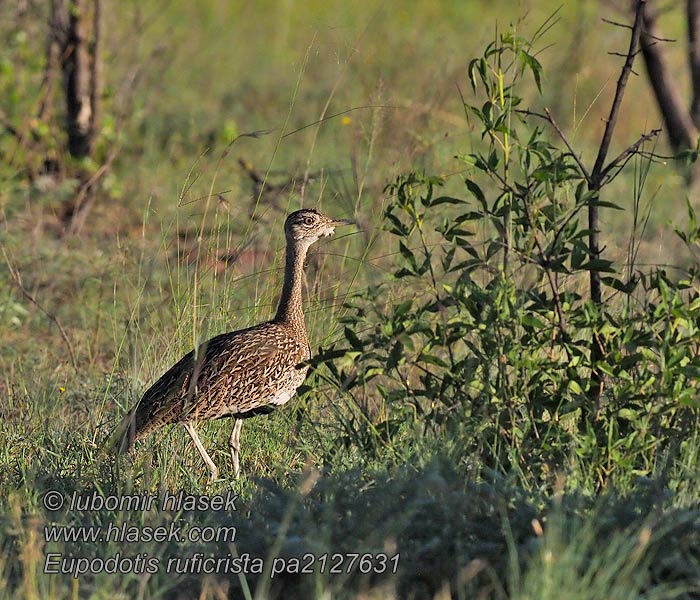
<box><xmin>67</xmin><ymin>490</ymin><xmax>238</xmax><ymax>512</ymax></box>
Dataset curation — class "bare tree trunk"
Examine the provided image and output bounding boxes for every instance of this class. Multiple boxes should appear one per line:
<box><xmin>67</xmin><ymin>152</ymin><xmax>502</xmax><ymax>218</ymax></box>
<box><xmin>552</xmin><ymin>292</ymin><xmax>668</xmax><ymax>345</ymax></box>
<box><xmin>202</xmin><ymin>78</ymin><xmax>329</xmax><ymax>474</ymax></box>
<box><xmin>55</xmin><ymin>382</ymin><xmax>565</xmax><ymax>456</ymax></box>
<box><xmin>63</xmin><ymin>0</ymin><xmax>96</xmax><ymax>158</ymax></box>
<box><xmin>640</xmin><ymin>1</ymin><xmax>698</xmax><ymax>153</ymax></box>
<box><xmin>45</xmin><ymin>0</ymin><xmax>101</xmax><ymax>160</ymax></box>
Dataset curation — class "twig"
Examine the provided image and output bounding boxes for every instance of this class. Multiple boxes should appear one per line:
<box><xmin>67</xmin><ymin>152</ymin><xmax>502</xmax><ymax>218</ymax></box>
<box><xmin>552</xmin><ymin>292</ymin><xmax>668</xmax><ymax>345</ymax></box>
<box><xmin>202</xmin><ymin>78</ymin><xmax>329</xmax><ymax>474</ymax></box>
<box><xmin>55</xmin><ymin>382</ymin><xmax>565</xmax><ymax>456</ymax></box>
<box><xmin>608</xmin><ymin>51</ymin><xmax>643</xmax><ymax>64</ymax></box>
<box><xmin>517</xmin><ymin>108</ymin><xmax>591</xmax><ymax>181</ymax></box>
<box><xmin>2</xmin><ymin>248</ymin><xmax>78</xmax><ymax>370</ymax></box>
<box><xmin>544</xmin><ymin>108</ymin><xmax>591</xmax><ymax>181</ymax></box>
<box><xmin>601</xmin><ymin>18</ymin><xmax>633</xmax><ymax>30</ymax></box>
<box><xmin>600</xmin><ymin>128</ymin><xmax>662</xmax><ymax>183</ymax></box>
<box><xmin>641</xmin><ymin>34</ymin><xmax>676</xmax><ymax>43</ymax></box>
<box><xmin>603</xmin><ymin>17</ymin><xmax>675</xmax><ymax>42</ymax></box>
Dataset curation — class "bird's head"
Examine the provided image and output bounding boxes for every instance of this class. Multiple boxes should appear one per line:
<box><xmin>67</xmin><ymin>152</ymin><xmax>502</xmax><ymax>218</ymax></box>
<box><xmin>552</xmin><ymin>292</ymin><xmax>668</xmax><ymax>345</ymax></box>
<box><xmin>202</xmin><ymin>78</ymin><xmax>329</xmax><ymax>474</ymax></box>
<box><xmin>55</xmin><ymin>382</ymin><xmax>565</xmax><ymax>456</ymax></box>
<box><xmin>284</xmin><ymin>209</ymin><xmax>354</xmax><ymax>245</ymax></box>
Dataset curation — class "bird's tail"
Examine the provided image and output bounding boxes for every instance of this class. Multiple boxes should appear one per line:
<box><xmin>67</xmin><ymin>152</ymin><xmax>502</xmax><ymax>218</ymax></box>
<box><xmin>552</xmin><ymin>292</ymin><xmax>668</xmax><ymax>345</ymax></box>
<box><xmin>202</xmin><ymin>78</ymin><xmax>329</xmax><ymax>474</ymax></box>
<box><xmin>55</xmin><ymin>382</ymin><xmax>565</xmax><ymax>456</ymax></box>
<box><xmin>106</xmin><ymin>410</ymin><xmax>139</xmax><ymax>455</ymax></box>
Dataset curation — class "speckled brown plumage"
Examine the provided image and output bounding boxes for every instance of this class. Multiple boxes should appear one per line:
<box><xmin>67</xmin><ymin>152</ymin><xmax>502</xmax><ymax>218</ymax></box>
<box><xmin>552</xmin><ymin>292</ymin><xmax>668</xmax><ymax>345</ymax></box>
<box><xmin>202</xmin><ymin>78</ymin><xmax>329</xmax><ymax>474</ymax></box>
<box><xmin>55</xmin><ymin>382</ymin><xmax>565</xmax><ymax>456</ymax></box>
<box><xmin>112</xmin><ymin>209</ymin><xmax>353</xmax><ymax>479</ymax></box>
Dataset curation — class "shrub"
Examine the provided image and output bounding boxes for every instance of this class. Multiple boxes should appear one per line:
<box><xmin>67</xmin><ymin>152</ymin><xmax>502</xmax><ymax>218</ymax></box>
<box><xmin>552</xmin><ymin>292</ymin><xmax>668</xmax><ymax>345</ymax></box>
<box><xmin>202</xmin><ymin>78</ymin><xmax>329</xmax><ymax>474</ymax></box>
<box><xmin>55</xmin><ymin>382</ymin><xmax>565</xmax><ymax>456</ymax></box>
<box><xmin>317</xmin><ymin>28</ymin><xmax>700</xmax><ymax>493</ymax></box>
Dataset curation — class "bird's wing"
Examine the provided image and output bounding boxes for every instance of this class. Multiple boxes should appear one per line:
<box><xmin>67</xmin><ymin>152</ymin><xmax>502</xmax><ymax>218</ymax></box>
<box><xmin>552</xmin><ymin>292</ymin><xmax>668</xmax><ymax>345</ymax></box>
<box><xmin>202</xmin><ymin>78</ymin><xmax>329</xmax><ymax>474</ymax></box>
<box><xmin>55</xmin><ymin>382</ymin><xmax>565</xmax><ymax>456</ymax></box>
<box><xmin>127</xmin><ymin>323</ymin><xmax>307</xmax><ymax>429</ymax></box>
<box><xmin>182</xmin><ymin>325</ymin><xmax>309</xmax><ymax>418</ymax></box>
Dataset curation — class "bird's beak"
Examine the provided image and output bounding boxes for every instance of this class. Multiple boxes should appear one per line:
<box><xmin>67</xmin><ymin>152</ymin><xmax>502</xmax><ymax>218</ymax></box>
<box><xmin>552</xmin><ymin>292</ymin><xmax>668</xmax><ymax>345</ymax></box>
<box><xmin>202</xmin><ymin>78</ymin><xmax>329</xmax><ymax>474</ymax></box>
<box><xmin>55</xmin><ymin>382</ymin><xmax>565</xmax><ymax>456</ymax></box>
<box><xmin>329</xmin><ymin>218</ymin><xmax>355</xmax><ymax>227</ymax></box>
<box><xmin>323</xmin><ymin>217</ymin><xmax>354</xmax><ymax>237</ymax></box>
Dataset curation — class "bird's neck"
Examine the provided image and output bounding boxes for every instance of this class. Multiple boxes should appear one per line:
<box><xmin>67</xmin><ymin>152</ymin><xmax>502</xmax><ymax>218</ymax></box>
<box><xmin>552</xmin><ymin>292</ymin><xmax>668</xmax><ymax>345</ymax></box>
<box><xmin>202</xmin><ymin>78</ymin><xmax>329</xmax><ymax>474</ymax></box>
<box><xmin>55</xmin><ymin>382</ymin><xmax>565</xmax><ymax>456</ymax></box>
<box><xmin>273</xmin><ymin>238</ymin><xmax>309</xmax><ymax>334</ymax></box>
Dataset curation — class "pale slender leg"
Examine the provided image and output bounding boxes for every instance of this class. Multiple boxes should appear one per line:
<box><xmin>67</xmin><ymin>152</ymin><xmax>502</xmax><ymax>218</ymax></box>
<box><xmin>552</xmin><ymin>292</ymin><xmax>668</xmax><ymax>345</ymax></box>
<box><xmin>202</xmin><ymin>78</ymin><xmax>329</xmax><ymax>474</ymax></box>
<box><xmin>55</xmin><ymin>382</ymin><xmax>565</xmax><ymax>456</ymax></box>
<box><xmin>229</xmin><ymin>419</ymin><xmax>243</xmax><ymax>479</ymax></box>
<box><xmin>183</xmin><ymin>422</ymin><xmax>219</xmax><ymax>481</ymax></box>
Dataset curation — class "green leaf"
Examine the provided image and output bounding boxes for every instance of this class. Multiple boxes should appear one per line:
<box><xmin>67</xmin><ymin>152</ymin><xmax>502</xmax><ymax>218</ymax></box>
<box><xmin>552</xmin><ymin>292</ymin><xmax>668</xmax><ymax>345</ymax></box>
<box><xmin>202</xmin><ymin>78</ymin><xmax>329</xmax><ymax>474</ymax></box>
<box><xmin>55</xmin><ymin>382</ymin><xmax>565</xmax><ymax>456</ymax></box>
<box><xmin>488</xmin><ymin>149</ymin><xmax>500</xmax><ymax>170</ymax></box>
<box><xmin>465</xmin><ymin>178</ymin><xmax>486</xmax><ymax>209</ymax></box>
<box><xmin>570</xmin><ymin>241</ymin><xmax>587</xmax><ymax>270</ymax></box>
<box><xmin>521</xmin><ymin>314</ymin><xmax>546</xmax><ymax>329</ymax></box>
<box><xmin>430</xmin><ymin>196</ymin><xmax>464</xmax><ymax>206</ymax></box>
<box><xmin>399</xmin><ymin>241</ymin><xmax>417</xmax><ymax>267</ymax></box>
<box><xmin>521</xmin><ymin>51</ymin><xmax>543</xmax><ymax>93</ymax></box>
<box><xmin>618</xmin><ymin>408</ymin><xmax>639</xmax><ymax>422</ymax></box>
<box><xmin>594</xmin><ymin>200</ymin><xmax>624</xmax><ymax>210</ymax></box>
<box><xmin>580</xmin><ymin>259</ymin><xmax>616</xmax><ymax>273</ymax></box>
<box><xmin>418</xmin><ymin>352</ymin><xmax>449</xmax><ymax>368</ymax></box>
<box><xmin>601</xmin><ymin>276</ymin><xmax>638</xmax><ymax>294</ymax></box>
<box><xmin>568</xmin><ymin>379</ymin><xmax>583</xmax><ymax>395</ymax></box>
<box><xmin>456</xmin><ymin>153</ymin><xmax>478</xmax><ymax>166</ymax></box>
<box><xmin>387</xmin><ymin>340</ymin><xmax>405</xmax><ymax>369</ymax></box>
<box><xmin>395</xmin><ymin>299</ymin><xmax>413</xmax><ymax>317</ymax></box>
<box><xmin>344</xmin><ymin>326</ymin><xmax>363</xmax><ymax>350</ymax></box>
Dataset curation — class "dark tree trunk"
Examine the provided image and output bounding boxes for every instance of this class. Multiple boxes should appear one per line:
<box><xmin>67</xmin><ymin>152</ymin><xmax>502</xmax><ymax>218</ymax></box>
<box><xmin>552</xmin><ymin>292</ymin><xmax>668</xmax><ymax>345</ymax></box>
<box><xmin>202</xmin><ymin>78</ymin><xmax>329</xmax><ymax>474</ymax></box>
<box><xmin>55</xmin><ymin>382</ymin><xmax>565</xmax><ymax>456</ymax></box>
<box><xmin>63</xmin><ymin>0</ymin><xmax>95</xmax><ymax>158</ymax></box>
<box><xmin>640</xmin><ymin>1</ymin><xmax>698</xmax><ymax>153</ymax></box>
<box><xmin>635</xmin><ymin>0</ymin><xmax>700</xmax><ymax>190</ymax></box>
<box><xmin>49</xmin><ymin>0</ymin><xmax>101</xmax><ymax>160</ymax></box>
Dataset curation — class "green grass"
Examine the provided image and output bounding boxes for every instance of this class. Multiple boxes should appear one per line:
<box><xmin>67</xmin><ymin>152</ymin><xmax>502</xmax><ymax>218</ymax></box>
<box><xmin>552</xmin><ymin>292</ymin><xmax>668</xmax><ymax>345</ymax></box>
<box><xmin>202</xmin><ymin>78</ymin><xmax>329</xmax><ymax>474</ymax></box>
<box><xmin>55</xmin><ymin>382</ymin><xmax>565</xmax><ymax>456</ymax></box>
<box><xmin>1</xmin><ymin>1</ymin><xmax>700</xmax><ymax>598</ymax></box>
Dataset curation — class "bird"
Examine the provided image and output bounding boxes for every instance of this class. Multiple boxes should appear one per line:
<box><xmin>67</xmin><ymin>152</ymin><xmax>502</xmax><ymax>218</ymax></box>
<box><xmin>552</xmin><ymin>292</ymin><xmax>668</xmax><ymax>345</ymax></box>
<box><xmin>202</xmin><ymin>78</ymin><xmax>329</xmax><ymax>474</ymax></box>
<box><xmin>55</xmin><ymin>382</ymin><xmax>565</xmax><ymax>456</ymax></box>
<box><xmin>111</xmin><ymin>208</ymin><xmax>353</xmax><ymax>479</ymax></box>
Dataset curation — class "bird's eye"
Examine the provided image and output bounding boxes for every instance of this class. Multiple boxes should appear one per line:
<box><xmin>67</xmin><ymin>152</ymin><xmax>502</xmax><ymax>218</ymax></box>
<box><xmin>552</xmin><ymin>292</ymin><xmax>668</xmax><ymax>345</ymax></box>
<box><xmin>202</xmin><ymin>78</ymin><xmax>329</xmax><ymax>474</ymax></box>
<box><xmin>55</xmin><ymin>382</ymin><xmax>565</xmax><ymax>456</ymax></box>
<box><xmin>303</xmin><ymin>217</ymin><xmax>314</xmax><ymax>226</ymax></box>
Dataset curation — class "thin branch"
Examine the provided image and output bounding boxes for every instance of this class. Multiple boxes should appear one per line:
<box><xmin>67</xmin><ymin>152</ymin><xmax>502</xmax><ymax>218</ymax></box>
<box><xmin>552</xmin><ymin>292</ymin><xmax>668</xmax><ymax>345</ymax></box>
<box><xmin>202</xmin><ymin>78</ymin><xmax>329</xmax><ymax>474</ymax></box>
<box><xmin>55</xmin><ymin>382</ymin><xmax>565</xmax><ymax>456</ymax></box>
<box><xmin>601</xmin><ymin>18</ymin><xmax>633</xmax><ymax>30</ymax></box>
<box><xmin>591</xmin><ymin>0</ymin><xmax>646</xmax><ymax>185</ymax></box>
<box><xmin>517</xmin><ymin>108</ymin><xmax>591</xmax><ymax>181</ymax></box>
<box><xmin>3</xmin><ymin>248</ymin><xmax>78</xmax><ymax>370</ymax></box>
<box><xmin>544</xmin><ymin>107</ymin><xmax>592</xmax><ymax>181</ymax></box>
<box><xmin>600</xmin><ymin>128</ymin><xmax>662</xmax><ymax>182</ymax></box>
<box><xmin>608</xmin><ymin>50</ymin><xmax>643</xmax><ymax>62</ymax></box>
<box><xmin>642</xmin><ymin>34</ymin><xmax>676</xmax><ymax>43</ymax></box>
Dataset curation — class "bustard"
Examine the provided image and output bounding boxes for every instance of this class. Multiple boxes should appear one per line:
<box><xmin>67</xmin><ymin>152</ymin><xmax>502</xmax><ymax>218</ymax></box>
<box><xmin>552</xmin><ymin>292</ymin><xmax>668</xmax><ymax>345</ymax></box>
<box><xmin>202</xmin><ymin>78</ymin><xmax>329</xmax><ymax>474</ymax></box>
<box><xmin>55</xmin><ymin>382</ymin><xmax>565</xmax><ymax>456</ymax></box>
<box><xmin>112</xmin><ymin>209</ymin><xmax>353</xmax><ymax>479</ymax></box>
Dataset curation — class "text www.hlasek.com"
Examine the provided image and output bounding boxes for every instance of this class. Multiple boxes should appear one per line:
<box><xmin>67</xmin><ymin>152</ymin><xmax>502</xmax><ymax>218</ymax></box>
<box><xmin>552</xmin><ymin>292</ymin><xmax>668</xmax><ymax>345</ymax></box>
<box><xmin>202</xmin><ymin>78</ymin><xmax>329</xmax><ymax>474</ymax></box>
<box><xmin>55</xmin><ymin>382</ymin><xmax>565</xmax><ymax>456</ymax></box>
<box><xmin>44</xmin><ymin>521</ymin><xmax>235</xmax><ymax>544</ymax></box>
<box><xmin>45</xmin><ymin>552</ymin><xmax>401</xmax><ymax>579</ymax></box>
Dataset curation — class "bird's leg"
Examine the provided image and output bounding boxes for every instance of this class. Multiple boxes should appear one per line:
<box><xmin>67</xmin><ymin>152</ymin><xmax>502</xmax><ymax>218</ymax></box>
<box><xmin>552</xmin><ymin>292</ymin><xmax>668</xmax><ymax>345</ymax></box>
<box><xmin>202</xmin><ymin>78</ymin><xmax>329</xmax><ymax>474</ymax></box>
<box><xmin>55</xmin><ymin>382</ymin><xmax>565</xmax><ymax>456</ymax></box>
<box><xmin>229</xmin><ymin>419</ymin><xmax>243</xmax><ymax>479</ymax></box>
<box><xmin>183</xmin><ymin>422</ymin><xmax>219</xmax><ymax>481</ymax></box>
